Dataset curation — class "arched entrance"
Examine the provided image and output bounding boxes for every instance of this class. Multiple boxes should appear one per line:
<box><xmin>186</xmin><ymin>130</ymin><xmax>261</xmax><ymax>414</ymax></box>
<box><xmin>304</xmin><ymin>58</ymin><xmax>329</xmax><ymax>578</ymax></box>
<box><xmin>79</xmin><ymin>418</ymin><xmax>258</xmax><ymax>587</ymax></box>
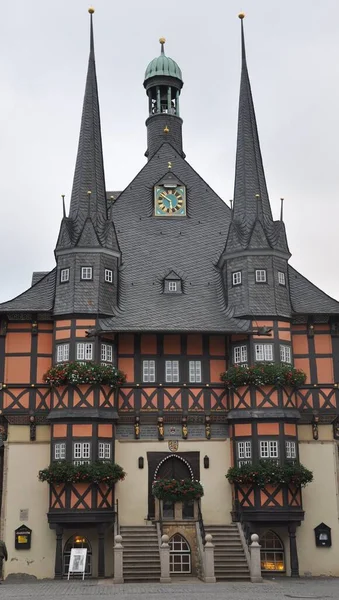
<box><xmin>260</xmin><ymin>530</ymin><xmax>285</xmax><ymax>573</ymax></box>
<box><xmin>63</xmin><ymin>535</ymin><xmax>92</xmax><ymax>577</ymax></box>
<box><xmin>169</xmin><ymin>534</ymin><xmax>191</xmax><ymax>574</ymax></box>
<box><xmin>152</xmin><ymin>454</ymin><xmax>193</xmax><ymax>518</ymax></box>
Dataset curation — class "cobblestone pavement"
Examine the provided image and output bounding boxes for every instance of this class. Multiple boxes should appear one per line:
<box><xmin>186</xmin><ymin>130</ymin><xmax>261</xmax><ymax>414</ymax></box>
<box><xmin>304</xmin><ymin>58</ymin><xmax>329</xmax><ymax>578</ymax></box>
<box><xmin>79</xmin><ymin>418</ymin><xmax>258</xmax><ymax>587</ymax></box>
<box><xmin>1</xmin><ymin>578</ymin><xmax>339</xmax><ymax>599</ymax></box>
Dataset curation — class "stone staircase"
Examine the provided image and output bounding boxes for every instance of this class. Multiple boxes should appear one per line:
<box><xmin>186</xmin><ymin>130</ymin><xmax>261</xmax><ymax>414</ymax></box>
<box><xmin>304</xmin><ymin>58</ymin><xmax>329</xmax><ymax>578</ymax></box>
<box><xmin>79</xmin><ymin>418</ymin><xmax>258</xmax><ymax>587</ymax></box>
<box><xmin>119</xmin><ymin>525</ymin><xmax>161</xmax><ymax>582</ymax></box>
<box><xmin>205</xmin><ymin>524</ymin><xmax>251</xmax><ymax>581</ymax></box>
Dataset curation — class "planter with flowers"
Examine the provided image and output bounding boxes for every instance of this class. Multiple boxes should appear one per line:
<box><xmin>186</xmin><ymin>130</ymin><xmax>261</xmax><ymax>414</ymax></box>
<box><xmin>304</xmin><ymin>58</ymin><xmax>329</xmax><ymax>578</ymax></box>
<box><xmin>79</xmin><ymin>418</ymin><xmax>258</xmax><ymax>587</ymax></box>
<box><xmin>39</xmin><ymin>461</ymin><xmax>126</xmax><ymax>487</ymax></box>
<box><xmin>43</xmin><ymin>361</ymin><xmax>126</xmax><ymax>387</ymax></box>
<box><xmin>152</xmin><ymin>478</ymin><xmax>204</xmax><ymax>521</ymax></box>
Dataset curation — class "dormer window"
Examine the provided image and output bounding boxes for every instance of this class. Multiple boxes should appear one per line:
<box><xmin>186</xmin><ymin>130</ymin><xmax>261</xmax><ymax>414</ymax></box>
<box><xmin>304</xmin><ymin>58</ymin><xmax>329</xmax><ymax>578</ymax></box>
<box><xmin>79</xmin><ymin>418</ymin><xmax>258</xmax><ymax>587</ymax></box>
<box><xmin>255</xmin><ymin>269</ymin><xmax>267</xmax><ymax>283</ymax></box>
<box><xmin>278</xmin><ymin>271</ymin><xmax>286</xmax><ymax>286</ymax></box>
<box><xmin>81</xmin><ymin>266</ymin><xmax>93</xmax><ymax>281</ymax></box>
<box><xmin>232</xmin><ymin>271</ymin><xmax>242</xmax><ymax>286</ymax></box>
<box><xmin>105</xmin><ymin>269</ymin><xmax>113</xmax><ymax>283</ymax></box>
<box><xmin>164</xmin><ymin>271</ymin><xmax>182</xmax><ymax>294</ymax></box>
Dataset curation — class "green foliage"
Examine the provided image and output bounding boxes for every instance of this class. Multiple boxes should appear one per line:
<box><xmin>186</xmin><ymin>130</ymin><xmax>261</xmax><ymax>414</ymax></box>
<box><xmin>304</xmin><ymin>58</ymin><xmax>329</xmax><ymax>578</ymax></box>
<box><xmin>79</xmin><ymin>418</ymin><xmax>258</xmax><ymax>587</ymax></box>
<box><xmin>221</xmin><ymin>363</ymin><xmax>306</xmax><ymax>389</ymax></box>
<box><xmin>152</xmin><ymin>478</ymin><xmax>204</xmax><ymax>502</ymax></box>
<box><xmin>226</xmin><ymin>459</ymin><xmax>313</xmax><ymax>488</ymax></box>
<box><xmin>38</xmin><ymin>461</ymin><xmax>126</xmax><ymax>487</ymax></box>
<box><xmin>43</xmin><ymin>361</ymin><xmax>126</xmax><ymax>387</ymax></box>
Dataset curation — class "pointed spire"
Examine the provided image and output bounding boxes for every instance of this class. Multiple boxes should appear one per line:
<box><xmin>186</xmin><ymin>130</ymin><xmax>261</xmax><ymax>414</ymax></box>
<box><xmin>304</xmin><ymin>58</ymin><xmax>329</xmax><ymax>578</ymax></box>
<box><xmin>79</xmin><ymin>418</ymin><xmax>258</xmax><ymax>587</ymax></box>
<box><xmin>233</xmin><ymin>14</ymin><xmax>273</xmax><ymax>228</ymax></box>
<box><xmin>68</xmin><ymin>8</ymin><xmax>108</xmax><ymax>243</ymax></box>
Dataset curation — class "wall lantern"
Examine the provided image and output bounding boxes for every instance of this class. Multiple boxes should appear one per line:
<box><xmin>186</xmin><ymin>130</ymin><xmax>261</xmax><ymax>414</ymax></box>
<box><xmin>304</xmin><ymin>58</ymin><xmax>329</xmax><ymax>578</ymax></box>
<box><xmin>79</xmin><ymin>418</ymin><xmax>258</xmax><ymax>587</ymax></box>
<box><xmin>203</xmin><ymin>455</ymin><xmax>210</xmax><ymax>469</ymax></box>
<box><xmin>138</xmin><ymin>457</ymin><xmax>144</xmax><ymax>469</ymax></box>
<box><xmin>314</xmin><ymin>523</ymin><xmax>331</xmax><ymax>547</ymax></box>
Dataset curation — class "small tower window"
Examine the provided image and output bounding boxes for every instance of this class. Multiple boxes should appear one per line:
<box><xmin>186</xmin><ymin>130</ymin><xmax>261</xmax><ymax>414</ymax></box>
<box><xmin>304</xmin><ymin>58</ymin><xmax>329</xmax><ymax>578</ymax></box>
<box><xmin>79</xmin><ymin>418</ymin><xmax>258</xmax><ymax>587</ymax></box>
<box><xmin>101</xmin><ymin>344</ymin><xmax>113</xmax><ymax>363</ymax></box>
<box><xmin>278</xmin><ymin>271</ymin><xmax>286</xmax><ymax>286</ymax></box>
<box><xmin>260</xmin><ymin>440</ymin><xmax>279</xmax><ymax>459</ymax></box>
<box><xmin>98</xmin><ymin>442</ymin><xmax>111</xmax><ymax>461</ymax></box>
<box><xmin>255</xmin><ymin>343</ymin><xmax>273</xmax><ymax>362</ymax></box>
<box><xmin>60</xmin><ymin>268</ymin><xmax>70</xmax><ymax>283</ymax></box>
<box><xmin>232</xmin><ymin>271</ymin><xmax>242</xmax><ymax>286</ymax></box>
<box><xmin>169</xmin><ymin>281</ymin><xmax>177</xmax><ymax>292</ymax></box>
<box><xmin>233</xmin><ymin>345</ymin><xmax>248</xmax><ymax>366</ymax></box>
<box><xmin>105</xmin><ymin>269</ymin><xmax>113</xmax><ymax>283</ymax></box>
<box><xmin>81</xmin><ymin>266</ymin><xmax>93</xmax><ymax>280</ymax></box>
<box><xmin>285</xmin><ymin>441</ymin><xmax>296</xmax><ymax>460</ymax></box>
<box><xmin>255</xmin><ymin>269</ymin><xmax>267</xmax><ymax>283</ymax></box>
<box><xmin>73</xmin><ymin>442</ymin><xmax>91</xmax><ymax>465</ymax></box>
<box><xmin>54</xmin><ymin>442</ymin><xmax>66</xmax><ymax>461</ymax></box>
<box><xmin>237</xmin><ymin>441</ymin><xmax>252</xmax><ymax>466</ymax></box>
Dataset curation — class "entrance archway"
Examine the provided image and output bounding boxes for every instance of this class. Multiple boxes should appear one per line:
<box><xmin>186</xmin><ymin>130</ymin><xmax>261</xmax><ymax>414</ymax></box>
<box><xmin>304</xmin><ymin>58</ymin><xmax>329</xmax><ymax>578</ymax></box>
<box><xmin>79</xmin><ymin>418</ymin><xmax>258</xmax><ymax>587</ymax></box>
<box><xmin>63</xmin><ymin>535</ymin><xmax>92</xmax><ymax>577</ymax></box>
<box><xmin>150</xmin><ymin>454</ymin><xmax>193</xmax><ymax>518</ymax></box>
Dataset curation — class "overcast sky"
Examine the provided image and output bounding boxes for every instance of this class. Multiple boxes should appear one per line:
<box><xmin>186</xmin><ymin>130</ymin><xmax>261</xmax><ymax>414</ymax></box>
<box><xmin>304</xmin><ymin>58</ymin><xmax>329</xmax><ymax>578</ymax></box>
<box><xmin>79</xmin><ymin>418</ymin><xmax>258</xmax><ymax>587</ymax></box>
<box><xmin>1</xmin><ymin>0</ymin><xmax>339</xmax><ymax>303</ymax></box>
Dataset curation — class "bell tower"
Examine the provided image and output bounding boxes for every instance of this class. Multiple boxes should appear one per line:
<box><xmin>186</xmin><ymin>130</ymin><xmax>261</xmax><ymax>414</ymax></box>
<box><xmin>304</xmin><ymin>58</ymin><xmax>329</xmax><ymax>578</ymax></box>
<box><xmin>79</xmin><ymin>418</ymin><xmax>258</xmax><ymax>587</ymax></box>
<box><xmin>143</xmin><ymin>38</ymin><xmax>185</xmax><ymax>160</ymax></box>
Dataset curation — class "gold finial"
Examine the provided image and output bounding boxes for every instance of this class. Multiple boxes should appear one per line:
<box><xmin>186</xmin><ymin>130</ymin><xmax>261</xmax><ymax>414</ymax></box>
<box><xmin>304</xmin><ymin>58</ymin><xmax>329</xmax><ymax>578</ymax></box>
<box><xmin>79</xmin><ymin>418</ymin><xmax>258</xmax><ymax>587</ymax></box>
<box><xmin>87</xmin><ymin>190</ymin><xmax>92</xmax><ymax>195</ymax></box>
<box><xmin>238</xmin><ymin>12</ymin><xmax>245</xmax><ymax>19</ymax></box>
<box><xmin>168</xmin><ymin>161</ymin><xmax>172</xmax><ymax>169</ymax></box>
<box><xmin>255</xmin><ymin>194</ymin><xmax>260</xmax><ymax>198</ymax></box>
<box><xmin>110</xmin><ymin>195</ymin><xmax>115</xmax><ymax>200</ymax></box>
<box><xmin>159</xmin><ymin>37</ymin><xmax>166</xmax><ymax>44</ymax></box>
<box><xmin>88</xmin><ymin>7</ymin><xmax>95</xmax><ymax>14</ymax></box>
<box><xmin>163</xmin><ymin>125</ymin><xmax>169</xmax><ymax>134</ymax></box>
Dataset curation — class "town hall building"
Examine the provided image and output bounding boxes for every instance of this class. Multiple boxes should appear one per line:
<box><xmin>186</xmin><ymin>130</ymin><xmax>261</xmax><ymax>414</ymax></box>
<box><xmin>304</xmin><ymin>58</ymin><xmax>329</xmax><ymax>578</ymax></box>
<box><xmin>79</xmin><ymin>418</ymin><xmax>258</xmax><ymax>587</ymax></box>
<box><xmin>0</xmin><ymin>9</ymin><xmax>339</xmax><ymax>581</ymax></box>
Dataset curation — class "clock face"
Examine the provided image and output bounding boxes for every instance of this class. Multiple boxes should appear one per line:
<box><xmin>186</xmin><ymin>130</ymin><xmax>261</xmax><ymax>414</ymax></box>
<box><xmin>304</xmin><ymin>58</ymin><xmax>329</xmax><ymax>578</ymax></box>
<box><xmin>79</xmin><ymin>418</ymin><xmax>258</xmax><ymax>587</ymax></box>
<box><xmin>154</xmin><ymin>186</ymin><xmax>186</xmax><ymax>216</ymax></box>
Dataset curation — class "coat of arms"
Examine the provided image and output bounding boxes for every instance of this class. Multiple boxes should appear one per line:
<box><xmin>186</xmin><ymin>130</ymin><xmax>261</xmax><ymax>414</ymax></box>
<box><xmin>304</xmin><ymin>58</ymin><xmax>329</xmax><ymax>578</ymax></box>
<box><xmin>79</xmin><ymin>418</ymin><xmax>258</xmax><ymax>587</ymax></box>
<box><xmin>168</xmin><ymin>440</ymin><xmax>179</xmax><ymax>452</ymax></box>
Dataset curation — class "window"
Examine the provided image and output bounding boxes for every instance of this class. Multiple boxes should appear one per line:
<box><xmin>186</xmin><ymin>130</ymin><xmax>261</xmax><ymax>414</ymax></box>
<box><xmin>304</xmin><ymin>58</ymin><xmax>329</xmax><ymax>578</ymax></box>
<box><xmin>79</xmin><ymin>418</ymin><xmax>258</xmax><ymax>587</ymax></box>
<box><xmin>98</xmin><ymin>442</ymin><xmax>111</xmax><ymax>460</ymax></box>
<box><xmin>77</xmin><ymin>343</ymin><xmax>93</xmax><ymax>361</ymax></box>
<box><xmin>286</xmin><ymin>441</ymin><xmax>297</xmax><ymax>460</ymax></box>
<box><xmin>101</xmin><ymin>344</ymin><xmax>113</xmax><ymax>363</ymax></box>
<box><xmin>169</xmin><ymin>281</ymin><xmax>177</xmax><ymax>292</ymax></box>
<box><xmin>54</xmin><ymin>442</ymin><xmax>66</xmax><ymax>460</ymax></box>
<box><xmin>278</xmin><ymin>271</ymin><xmax>286</xmax><ymax>286</ymax></box>
<box><xmin>73</xmin><ymin>442</ymin><xmax>91</xmax><ymax>465</ymax></box>
<box><xmin>169</xmin><ymin>534</ymin><xmax>191</xmax><ymax>574</ymax></box>
<box><xmin>234</xmin><ymin>345</ymin><xmax>248</xmax><ymax>365</ymax></box>
<box><xmin>143</xmin><ymin>360</ymin><xmax>156</xmax><ymax>383</ymax></box>
<box><xmin>255</xmin><ymin>269</ymin><xmax>267</xmax><ymax>283</ymax></box>
<box><xmin>232</xmin><ymin>271</ymin><xmax>242</xmax><ymax>286</ymax></box>
<box><xmin>189</xmin><ymin>361</ymin><xmax>202</xmax><ymax>383</ymax></box>
<box><xmin>105</xmin><ymin>269</ymin><xmax>113</xmax><ymax>283</ymax></box>
<box><xmin>56</xmin><ymin>343</ymin><xmax>69</xmax><ymax>363</ymax></box>
<box><xmin>280</xmin><ymin>345</ymin><xmax>292</xmax><ymax>364</ymax></box>
<box><xmin>260</xmin><ymin>531</ymin><xmax>285</xmax><ymax>572</ymax></box>
<box><xmin>165</xmin><ymin>360</ymin><xmax>179</xmax><ymax>383</ymax></box>
<box><xmin>81</xmin><ymin>266</ymin><xmax>93</xmax><ymax>280</ymax></box>
<box><xmin>255</xmin><ymin>344</ymin><xmax>273</xmax><ymax>362</ymax></box>
<box><xmin>260</xmin><ymin>440</ymin><xmax>279</xmax><ymax>459</ymax></box>
<box><xmin>237</xmin><ymin>441</ymin><xmax>252</xmax><ymax>466</ymax></box>
<box><xmin>60</xmin><ymin>268</ymin><xmax>70</xmax><ymax>283</ymax></box>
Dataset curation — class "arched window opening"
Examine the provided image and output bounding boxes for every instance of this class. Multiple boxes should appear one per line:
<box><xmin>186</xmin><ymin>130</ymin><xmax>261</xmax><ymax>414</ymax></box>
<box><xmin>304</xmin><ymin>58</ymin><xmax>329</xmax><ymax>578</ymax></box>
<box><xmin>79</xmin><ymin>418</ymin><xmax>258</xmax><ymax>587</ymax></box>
<box><xmin>260</xmin><ymin>530</ymin><xmax>285</xmax><ymax>572</ymax></box>
<box><xmin>169</xmin><ymin>534</ymin><xmax>191</xmax><ymax>574</ymax></box>
<box><xmin>63</xmin><ymin>535</ymin><xmax>92</xmax><ymax>577</ymax></box>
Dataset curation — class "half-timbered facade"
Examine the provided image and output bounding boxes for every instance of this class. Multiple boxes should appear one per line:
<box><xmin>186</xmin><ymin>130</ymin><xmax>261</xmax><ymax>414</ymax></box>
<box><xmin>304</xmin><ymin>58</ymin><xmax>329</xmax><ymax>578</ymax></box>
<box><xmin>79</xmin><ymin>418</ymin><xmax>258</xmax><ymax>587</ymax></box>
<box><xmin>1</xmin><ymin>11</ymin><xmax>339</xmax><ymax>580</ymax></box>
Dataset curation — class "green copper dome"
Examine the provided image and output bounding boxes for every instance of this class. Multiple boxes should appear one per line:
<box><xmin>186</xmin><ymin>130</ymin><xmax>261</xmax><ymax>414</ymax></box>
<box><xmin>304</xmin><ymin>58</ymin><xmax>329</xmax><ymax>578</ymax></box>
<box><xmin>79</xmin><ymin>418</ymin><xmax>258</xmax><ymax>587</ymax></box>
<box><xmin>144</xmin><ymin>38</ymin><xmax>183</xmax><ymax>82</ymax></box>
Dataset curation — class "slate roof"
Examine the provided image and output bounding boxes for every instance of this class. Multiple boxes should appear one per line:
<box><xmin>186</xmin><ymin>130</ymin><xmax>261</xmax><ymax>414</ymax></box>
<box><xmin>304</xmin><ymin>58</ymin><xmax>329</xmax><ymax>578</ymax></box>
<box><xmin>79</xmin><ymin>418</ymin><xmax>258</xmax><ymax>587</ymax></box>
<box><xmin>0</xmin><ymin>269</ymin><xmax>56</xmax><ymax>313</ymax></box>
<box><xmin>288</xmin><ymin>266</ymin><xmax>339</xmax><ymax>314</ymax></box>
<box><xmin>98</xmin><ymin>142</ymin><xmax>250</xmax><ymax>333</ymax></box>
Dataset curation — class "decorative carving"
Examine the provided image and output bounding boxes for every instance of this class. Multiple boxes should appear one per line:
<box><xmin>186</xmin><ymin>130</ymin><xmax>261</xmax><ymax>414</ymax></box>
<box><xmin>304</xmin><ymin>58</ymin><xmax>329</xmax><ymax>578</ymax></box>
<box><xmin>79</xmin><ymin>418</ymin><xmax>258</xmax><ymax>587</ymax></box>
<box><xmin>158</xmin><ymin>417</ymin><xmax>164</xmax><ymax>440</ymax></box>
<box><xmin>205</xmin><ymin>415</ymin><xmax>211</xmax><ymax>440</ymax></box>
<box><xmin>168</xmin><ymin>440</ymin><xmax>179</xmax><ymax>452</ymax></box>
<box><xmin>182</xmin><ymin>417</ymin><xmax>188</xmax><ymax>440</ymax></box>
<box><xmin>333</xmin><ymin>418</ymin><xmax>339</xmax><ymax>440</ymax></box>
<box><xmin>134</xmin><ymin>416</ymin><xmax>140</xmax><ymax>440</ymax></box>
<box><xmin>312</xmin><ymin>416</ymin><xmax>319</xmax><ymax>441</ymax></box>
<box><xmin>29</xmin><ymin>415</ymin><xmax>36</xmax><ymax>441</ymax></box>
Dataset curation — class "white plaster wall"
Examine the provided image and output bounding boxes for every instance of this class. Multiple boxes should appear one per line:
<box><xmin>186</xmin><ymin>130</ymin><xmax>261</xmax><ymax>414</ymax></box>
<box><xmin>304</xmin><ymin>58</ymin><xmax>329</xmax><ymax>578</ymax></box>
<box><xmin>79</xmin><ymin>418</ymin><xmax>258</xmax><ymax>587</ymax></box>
<box><xmin>115</xmin><ymin>439</ymin><xmax>232</xmax><ymax>525</ymax></box>
<box><xmin>298</xmin><ymin>436</ymin><xmax>339</xmax><ymax>576</ymax></box>
<box><xmin>2</xmin><ymin>425</ymin><xmax>55</xmax><ymax>579</ymax></box>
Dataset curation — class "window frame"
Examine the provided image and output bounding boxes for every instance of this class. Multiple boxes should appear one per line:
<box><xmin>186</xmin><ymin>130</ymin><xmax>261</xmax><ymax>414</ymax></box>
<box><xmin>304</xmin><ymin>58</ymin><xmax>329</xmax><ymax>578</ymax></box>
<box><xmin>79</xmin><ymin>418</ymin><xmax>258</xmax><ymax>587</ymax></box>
<box><xmin>165</xmin><ymin>360</ymin><xmax>180</xmax><ymax>383</ymax></box>
<box><xmin>233</xmin><ymin>345</ymin><xmax>248</xmax><ymax>366</ymax></box>
<box><xmin>285</xmin><ymin>440</ymin><xmax>297</xmax><ymax>460</ymax></box>
<box><xmin>255</xmin><ymin>269</ymin><xmax>267</xmax><ymax>283</ymax></box>
<box><xmin>278</xmin><ymin>271</ymin><xmax>286</xmax><ymax>286</ymax></box>
<box><xmin>259</xmin><ymin>440</ymin><xmax>279</xmax><ymax>460</ymax></box>
<box><xmin>56</xmin><ymin>343</ymin><xmax>70</xmax><ymax>364</ymax></box>
<box><xmin>54</xmin><ymin>442</ymin><xmax>66</xmax><ymax>461</ymax></box>
<box><xmin>189</xmin><ymin>360</ymin><xmax>202</xmax><ymax>383</ymax></box>
<box><xmin>232</xmin><ymin>271</ymin><xmax>242</xmax><ymax>286</ymax></box>
<box><xmin>280</xmin><ymin>344</ymin><xmax>292</xmax><ymax>364</ymax></box>
<box><xmin>73</xmin><ymin>441</ymin><xmax>91</xmax><ymax>465</ymax></box>
<box><xmin>143</xmin><ymin>359</ymin><xmax>156</xmax><ymax>383</ymax></box>
<box><xmin>81</xmin><ymin>266</ymin><xmax>93</xmax><ymax>281</ymax></box>
<box><xmin>237</xmin><ymin>440</ymin><xmax>252</xmax><ymax>466</ymax></box>
<box><xmin>60</xmin><ymin>268</ymin><xmax>70</xmax><ymax>283</ymax></box>
<box><xmin>101</xmin><ymin>343</ymin><xmax>113</xmax><ymax>363</ymax></box>
<box><xmin>255</xmin><ymin>343</ymin><xmax>274</xmax><ymax>362</ymax></box>
<box><xmin>76</xmin><ymin>342</ymin><xmax>93</xmax><ymax>362</ymax></box>
<box><xmin>104</xmin><ymin>269</ymin><xmax>113</xmax><ymax>284</ymax></box>
<box><xmin>98</xmin><ymin>441</ymin><xmax>111</xmax><ymax>461</ymax></box>
<box><xmin>168</xmin><ymin>281</ymin><xmax>177</xmax><ymax>292</ymax></box>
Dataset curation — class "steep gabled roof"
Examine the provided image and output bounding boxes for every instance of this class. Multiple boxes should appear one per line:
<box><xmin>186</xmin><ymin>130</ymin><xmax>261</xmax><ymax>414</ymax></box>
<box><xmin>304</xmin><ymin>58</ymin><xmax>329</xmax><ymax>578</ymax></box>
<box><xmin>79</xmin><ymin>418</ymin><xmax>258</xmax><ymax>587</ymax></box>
<box><xmin>289</xmin><ymin>266</ymin><xmax>339</xmax><ymax>315</ymax></box>
<box><xmin>0</xmin><ymin>269</ymin><xmax>56</xmax><ymax>313</ymax></box>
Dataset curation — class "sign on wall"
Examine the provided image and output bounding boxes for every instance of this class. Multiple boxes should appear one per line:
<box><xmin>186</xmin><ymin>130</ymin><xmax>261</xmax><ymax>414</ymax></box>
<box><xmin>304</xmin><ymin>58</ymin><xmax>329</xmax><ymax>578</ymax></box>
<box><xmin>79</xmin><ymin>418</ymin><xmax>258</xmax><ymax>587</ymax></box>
<box><xmin>68</xmin><ymin>548</ymin><xmax>87</xmax><ymax>580</ymax></box>
<box><xmin>15</xmin><ymin>525</ymin><xmax>32</xmax><ymax>550</ymax></box>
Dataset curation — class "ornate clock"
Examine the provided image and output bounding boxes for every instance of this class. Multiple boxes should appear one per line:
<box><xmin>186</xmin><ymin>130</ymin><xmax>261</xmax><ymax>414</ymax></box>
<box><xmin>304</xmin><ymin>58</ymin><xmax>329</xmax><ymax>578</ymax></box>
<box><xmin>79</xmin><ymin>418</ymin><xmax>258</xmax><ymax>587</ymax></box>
<box><xmin>154</xmin><ymin>184</ymin><xmax>186</xmax><ymax>217</ymax></box>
